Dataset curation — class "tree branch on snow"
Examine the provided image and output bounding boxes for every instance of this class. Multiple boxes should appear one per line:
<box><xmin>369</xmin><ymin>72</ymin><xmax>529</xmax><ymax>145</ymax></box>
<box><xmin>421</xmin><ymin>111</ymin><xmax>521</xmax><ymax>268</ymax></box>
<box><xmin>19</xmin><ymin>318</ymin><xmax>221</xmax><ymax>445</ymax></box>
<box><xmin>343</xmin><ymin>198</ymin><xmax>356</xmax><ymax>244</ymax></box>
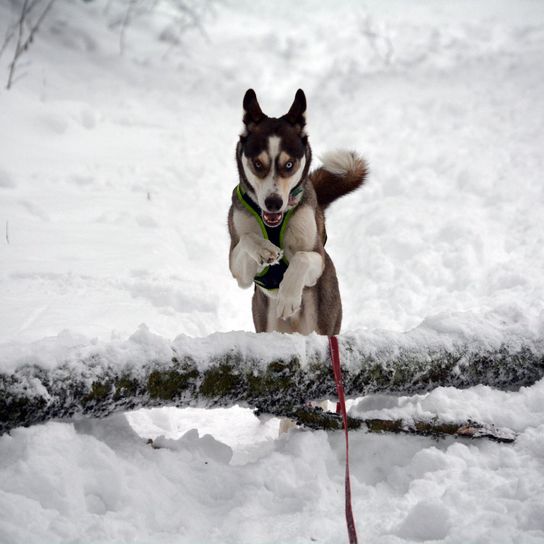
<box><xmin>1</xmin><ymin>328</ymin><xmax>543</xmax><ymax>436</ymax></box>
<box><xmin>5</xmin><ymin>0</ymin><xmax>56</xmax><ymax>90</ymax></box>
<box><xmin>0</xmin><ymin>22</ymin><xmax>17</xmax><ymax>61</ymax></box>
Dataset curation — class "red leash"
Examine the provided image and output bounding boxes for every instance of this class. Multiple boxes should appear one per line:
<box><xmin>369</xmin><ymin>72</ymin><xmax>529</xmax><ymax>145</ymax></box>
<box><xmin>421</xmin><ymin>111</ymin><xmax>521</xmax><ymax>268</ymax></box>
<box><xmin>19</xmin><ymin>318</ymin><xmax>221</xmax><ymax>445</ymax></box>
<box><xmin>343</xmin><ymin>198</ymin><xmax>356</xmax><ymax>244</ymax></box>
<box><xmin>329</xmin><ymin>335</ymin><xmax>358</xmax><ymax>544</ymax></box>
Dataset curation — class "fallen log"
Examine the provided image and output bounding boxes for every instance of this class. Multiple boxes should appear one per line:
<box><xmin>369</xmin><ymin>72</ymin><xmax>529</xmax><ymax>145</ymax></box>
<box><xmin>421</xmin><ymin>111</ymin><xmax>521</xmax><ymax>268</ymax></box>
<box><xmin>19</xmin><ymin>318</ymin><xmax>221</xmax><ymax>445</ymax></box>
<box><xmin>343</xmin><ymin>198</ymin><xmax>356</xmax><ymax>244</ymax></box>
<box><xmin>1</xmin><ymin>325</ymin><xmax>543</xmax><ymax>435</ymax></box>
<box><xmin>289</xmin><ymin>408</ymin><xmax>517</xmax><ymax>443</ymax></box>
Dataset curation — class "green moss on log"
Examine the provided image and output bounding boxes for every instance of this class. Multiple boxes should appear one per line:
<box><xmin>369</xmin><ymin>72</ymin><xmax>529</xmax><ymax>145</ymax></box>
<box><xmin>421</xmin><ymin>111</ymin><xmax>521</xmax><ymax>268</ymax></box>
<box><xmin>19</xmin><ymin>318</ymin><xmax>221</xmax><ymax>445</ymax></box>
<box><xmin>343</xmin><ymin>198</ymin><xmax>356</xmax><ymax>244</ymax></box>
<box><xmin>368</xmin><ymin>361</ymin><xmax>392</xmax><ymax>385</ymax></box>
<box><xmin>414</xmin><ymin>419</ymin><xmax>463</xmax><ymax>435</ymax></box>
<box><xmin>147</xmin><ymin>364</ymin><xmax>198</xmax><ymax>400</ymax></box>
<box><xmin>200</xmin><ymin>362</ymin><xmax>242</xmax><ymax>398</ymax></box>
<box><xmin>424</xmin><ymin>352</ymin><xmax>458</xmax><ymax>383</ymax></box>
<box><xmin>82</xmin><ymin>381</ymin><xmax>112</xmax><ymax>404</ymax></box>
<box><xmin>364</xmin><ymin>414</ymin><xmax>472</xmax><ymax>437</ymax></box>
<box><xmin>293</xmin><ymin>408</ymin><xmax>362</xmax><ymax>431</ymax></box>
<box><xmin>365</xmin><ymin>418</ymin><xmax>405</xmax><ymax>433</ymax></box>
<box><xmin>246</xmin><ymin>358</ymin><xmax>301</xmax><ymax>398</ymax></box>
<box><xmin>113</xmin><ymin>375</ymin><xmax>139</xmax><ymax>401</ymax></box>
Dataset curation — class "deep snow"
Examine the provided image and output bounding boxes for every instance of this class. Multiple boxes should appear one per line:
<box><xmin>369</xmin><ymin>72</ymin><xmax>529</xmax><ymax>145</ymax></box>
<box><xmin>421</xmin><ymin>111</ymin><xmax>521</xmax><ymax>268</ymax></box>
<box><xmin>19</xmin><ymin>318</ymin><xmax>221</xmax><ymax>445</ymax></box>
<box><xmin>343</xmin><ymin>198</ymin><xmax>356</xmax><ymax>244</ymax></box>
<box><xmin>1</xmin><ymin>0</ymin><xmax>544</xmax><ymax>542</ymax></box>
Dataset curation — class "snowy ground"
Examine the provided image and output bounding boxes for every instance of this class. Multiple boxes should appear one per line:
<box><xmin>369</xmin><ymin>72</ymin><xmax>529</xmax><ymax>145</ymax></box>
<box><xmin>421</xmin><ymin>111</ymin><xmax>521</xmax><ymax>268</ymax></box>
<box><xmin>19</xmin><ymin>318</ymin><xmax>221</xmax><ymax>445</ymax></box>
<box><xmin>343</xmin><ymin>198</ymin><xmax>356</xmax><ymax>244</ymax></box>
<box><xmin>1</xmin><ymin>0</ymin><xmax>544</xmax><ymax>542</ymax></box>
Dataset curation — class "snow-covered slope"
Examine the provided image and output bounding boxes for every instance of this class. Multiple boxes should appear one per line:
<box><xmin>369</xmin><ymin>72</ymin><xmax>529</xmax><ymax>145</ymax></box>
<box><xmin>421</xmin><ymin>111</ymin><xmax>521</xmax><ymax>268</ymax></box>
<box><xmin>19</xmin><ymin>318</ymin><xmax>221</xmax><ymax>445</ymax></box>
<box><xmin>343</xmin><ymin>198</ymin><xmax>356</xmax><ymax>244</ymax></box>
<box><xmin>1</xmin><ymin>1</ymin><xmax>544</xmax><ymax>542</ymax></box>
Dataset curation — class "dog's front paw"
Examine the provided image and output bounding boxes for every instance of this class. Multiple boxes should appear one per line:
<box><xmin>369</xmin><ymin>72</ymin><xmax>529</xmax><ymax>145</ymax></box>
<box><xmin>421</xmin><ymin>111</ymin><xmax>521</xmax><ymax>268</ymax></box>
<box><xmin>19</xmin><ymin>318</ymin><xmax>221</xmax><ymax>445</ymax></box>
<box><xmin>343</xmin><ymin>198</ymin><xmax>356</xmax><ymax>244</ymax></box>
<box><xmin>276</xmin><ymin>284</ymin><xmax>302</xmax><ymax>320</ymax></box>
<box><xmin>250</xmin><ymin>239</ymin><xmax>283</xmax><ymax>267</ymax></box>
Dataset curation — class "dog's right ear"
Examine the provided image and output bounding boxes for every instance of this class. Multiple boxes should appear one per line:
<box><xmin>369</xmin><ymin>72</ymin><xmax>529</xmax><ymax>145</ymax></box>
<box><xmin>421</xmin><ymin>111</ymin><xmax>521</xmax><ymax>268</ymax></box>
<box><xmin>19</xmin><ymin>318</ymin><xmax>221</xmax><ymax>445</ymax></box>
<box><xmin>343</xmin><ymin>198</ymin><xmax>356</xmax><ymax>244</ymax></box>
<box><xmin>243</xmin><ymin>89</ymin><xmax>264</xmax><ymax>127</ymax></box>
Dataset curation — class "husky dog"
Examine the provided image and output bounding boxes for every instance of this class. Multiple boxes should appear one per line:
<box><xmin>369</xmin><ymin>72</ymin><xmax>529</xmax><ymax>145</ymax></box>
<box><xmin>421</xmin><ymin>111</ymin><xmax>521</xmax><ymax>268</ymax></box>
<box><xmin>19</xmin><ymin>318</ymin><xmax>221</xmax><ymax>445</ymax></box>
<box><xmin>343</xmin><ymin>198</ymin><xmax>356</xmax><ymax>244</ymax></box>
<box><xmin>228</xmin><ymin>89</ymin><xmax>367</xmax><ymax>335</ymax></box>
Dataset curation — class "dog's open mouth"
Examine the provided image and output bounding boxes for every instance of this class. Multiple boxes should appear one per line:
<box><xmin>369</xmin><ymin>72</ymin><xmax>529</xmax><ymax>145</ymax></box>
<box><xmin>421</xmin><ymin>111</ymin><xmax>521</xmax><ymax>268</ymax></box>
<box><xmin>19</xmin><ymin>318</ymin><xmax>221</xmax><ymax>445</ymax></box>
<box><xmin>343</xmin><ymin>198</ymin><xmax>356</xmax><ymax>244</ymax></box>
<box><xmin>262</xmin><ymin>211</ymin><xmax>283</xmax><ymax>228</ymax></box>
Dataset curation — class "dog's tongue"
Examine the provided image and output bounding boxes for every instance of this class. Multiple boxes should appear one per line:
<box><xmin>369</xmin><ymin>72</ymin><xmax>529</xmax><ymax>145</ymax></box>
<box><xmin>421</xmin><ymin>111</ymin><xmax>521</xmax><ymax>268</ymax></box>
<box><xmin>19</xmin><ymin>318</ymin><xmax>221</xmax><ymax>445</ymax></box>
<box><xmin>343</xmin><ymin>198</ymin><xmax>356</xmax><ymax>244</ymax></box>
<box><xmin>262</xmin><ymin>211</ymin><xmax>283</xmax><ymax>227</ymax></box>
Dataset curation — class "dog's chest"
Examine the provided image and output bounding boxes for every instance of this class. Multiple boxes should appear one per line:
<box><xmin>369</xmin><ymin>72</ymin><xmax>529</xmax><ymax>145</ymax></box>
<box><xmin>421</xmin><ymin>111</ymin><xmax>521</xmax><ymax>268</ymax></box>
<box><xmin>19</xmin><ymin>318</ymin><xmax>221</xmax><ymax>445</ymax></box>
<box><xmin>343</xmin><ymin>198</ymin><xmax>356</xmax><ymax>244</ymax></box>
<box><xmin>233</xmin><ymin>207</ymin><xmax>262</xmax><ymax>238</ymax></box>
<box><xmin>282</xmin><ymin>205</ymin><xmax>318</xmax><ymax>259</ymax></box>
<box><xmin>233</xmin><ymin>204</ymin><xmax>318</xmax><ymax>258</ymax></box>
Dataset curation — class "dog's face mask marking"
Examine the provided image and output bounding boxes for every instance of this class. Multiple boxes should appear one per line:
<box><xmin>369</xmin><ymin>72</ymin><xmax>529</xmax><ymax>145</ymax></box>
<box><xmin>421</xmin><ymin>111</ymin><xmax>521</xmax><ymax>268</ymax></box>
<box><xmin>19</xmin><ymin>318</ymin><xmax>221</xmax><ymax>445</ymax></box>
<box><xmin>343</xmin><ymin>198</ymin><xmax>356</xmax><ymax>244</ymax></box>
<box><xmin>238</xmin><ymin>89</ymin><xmax>309</xmax><ymax>228</ymax></box>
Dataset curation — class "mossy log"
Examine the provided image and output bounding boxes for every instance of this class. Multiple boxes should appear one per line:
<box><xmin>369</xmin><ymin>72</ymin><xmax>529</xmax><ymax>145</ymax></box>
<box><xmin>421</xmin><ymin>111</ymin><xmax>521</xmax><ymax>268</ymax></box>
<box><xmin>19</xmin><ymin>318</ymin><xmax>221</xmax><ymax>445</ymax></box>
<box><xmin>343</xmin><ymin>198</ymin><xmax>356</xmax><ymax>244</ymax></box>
<box><xmin>1</xmin><ymin>329</ymin><xmax>543</xmax><ymax>435</ymax></box>
<box><xmin>291</xmin><ymin>407</ymin><xmax>516</xmax><ymax>443</ymax></box>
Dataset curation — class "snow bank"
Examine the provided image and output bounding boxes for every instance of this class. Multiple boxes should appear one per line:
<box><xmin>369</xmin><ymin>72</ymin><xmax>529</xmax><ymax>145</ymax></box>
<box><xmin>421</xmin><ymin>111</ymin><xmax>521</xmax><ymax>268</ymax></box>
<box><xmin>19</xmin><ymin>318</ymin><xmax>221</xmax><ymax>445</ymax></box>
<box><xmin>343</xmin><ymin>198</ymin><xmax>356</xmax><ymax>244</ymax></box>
<box><xmin>2</xmin><ymin>403</ymin><xmax>544</xmax><ymax>543</ymax></box>
<box><xmin>2</xmin><ymin>308</ymin><xmax>541</xmax><ymax>377</ymax></box>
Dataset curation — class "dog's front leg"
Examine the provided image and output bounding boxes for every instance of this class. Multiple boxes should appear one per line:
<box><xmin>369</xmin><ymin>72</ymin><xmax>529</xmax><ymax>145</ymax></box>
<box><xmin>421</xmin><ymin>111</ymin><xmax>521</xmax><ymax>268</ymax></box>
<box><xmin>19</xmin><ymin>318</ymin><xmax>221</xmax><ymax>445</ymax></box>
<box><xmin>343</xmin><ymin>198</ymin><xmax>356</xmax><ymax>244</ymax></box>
<box><xmin>276</xmin><ymin>251</ymin><xmax>323</xmax><ymax>320</ymax></box>
<box><xmin>230</xmin><ymin>233</ymin><xmax>283</xmax><ymax>288</ymax></box>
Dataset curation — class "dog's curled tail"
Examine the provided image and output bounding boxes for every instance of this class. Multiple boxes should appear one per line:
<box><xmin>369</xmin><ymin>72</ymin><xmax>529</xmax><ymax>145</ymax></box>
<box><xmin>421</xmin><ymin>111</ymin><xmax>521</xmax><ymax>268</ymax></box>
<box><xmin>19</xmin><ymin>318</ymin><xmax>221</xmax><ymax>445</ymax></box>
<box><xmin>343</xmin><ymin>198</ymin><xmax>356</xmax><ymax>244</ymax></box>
<box><xmin>310</xmin><ymin>150</ymin><xmax>368</xmax><ymax>210</ymax></box>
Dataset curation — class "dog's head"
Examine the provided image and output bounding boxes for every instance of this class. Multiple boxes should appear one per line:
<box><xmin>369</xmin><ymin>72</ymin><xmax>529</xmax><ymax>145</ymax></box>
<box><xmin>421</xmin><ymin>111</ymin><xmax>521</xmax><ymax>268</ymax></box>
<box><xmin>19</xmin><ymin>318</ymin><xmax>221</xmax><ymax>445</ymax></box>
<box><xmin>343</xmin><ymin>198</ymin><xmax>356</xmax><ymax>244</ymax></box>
<box><xmin>236</xmin><ymin>89</ymin><xmax>311</xmax><ymax>228</ymax></box>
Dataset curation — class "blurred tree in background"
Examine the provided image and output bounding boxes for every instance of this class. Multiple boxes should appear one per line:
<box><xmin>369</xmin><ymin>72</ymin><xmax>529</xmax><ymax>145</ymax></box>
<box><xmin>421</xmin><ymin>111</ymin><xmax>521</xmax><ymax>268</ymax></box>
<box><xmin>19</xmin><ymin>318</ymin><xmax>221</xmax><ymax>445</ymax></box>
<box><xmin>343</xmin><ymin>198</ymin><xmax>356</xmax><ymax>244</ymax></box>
<box><xmin>0</xmin><ymin>0</ymin><xmax>214</xmax><ymax>90</ymax></box>
<box><xmin>1</xmin><ymin>0</ymin><xmax>56</xmax><ymax>89</ymax></box>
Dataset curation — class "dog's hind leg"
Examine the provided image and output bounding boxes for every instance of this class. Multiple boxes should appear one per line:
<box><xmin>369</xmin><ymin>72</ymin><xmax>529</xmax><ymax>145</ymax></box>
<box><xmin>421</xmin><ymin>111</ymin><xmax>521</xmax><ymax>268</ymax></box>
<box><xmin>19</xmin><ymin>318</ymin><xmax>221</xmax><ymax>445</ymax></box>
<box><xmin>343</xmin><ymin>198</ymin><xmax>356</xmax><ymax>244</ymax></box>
<box><xmin>316</xmin><ymin>252</ymin><xmax>342</xmax><ymax>335</ymax></box>
<box><xmin>252</xmin><ymin>287</ymin><xmax>269</xmax><ymax>333</ymax></box>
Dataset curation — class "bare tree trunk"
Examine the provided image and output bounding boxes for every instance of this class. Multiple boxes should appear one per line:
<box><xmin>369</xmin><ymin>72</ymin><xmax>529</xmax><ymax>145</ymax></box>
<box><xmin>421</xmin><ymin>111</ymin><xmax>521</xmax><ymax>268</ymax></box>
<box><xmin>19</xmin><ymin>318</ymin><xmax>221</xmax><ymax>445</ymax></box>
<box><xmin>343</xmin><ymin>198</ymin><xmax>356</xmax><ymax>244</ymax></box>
<box><xmin>1</xmin><ymin>330</ymin><xmax>543</xmax><ymax>435</ymax></box>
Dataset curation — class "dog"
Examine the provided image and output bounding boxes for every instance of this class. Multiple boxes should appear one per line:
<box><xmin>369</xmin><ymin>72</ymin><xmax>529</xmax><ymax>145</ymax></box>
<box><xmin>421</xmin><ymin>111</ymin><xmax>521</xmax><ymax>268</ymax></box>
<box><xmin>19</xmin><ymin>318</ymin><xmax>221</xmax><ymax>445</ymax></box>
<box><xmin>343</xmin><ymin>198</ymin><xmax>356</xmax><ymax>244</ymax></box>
<box><xmin>228</xmin><ymin>89</ymin><xmax>367</xmax><ymax>336</ymax></box>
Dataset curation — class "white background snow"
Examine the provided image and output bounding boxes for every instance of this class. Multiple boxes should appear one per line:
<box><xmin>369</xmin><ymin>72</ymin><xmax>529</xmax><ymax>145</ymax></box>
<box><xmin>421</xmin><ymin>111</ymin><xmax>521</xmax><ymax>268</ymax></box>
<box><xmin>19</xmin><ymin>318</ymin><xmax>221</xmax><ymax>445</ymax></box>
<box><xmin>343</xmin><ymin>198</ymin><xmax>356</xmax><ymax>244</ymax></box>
<box><xmin>1</xmin><ymin>0</ymin><xmax>544</xmax><ymax>542</ymax></box>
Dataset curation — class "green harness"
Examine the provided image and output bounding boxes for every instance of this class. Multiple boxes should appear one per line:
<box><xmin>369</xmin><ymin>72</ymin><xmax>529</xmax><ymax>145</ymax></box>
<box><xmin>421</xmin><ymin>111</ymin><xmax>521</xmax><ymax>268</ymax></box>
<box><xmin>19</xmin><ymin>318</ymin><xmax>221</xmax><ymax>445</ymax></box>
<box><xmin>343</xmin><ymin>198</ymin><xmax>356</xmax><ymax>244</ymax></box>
<box><xmin>236</xmin><ymin>184</ymin><xmax>301</xmax><ymax>290</ymax></box>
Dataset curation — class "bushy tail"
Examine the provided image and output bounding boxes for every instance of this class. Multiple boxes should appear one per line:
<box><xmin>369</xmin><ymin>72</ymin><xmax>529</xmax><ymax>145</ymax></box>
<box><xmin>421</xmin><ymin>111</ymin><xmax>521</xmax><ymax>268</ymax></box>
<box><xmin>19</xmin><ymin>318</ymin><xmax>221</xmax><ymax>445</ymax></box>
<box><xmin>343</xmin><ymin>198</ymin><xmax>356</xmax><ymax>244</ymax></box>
<box><xmin>309</xmin><ymin>150</ymin><xmax>368</xmax><ymax>210</ymax></box>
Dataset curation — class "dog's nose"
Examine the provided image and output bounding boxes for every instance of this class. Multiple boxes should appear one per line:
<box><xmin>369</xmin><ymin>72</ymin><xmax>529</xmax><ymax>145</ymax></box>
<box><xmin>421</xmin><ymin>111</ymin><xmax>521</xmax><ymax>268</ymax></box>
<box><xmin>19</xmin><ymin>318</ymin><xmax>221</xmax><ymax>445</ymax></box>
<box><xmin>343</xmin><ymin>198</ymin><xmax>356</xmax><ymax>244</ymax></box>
<box><xmin>264</xmin><ymin>194</ymin><xmax>283</xmax><ymax>212</ymax></box>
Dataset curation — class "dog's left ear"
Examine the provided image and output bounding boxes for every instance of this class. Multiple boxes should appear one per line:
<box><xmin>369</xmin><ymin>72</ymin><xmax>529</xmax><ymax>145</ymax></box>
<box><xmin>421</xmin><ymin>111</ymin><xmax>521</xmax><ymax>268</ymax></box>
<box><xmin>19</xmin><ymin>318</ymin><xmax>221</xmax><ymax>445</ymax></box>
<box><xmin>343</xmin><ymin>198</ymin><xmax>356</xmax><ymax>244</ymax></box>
<box><xmin>284</xmin><ymin>89</ymin><xmax>306</xmax><ymax>130</ymax></box>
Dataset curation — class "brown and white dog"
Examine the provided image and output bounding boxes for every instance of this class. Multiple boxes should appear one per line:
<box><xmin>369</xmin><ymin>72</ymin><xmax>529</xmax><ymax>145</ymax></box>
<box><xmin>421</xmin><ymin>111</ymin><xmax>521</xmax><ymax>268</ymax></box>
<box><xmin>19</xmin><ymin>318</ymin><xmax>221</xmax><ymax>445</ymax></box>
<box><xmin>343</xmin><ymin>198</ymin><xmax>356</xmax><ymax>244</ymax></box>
<box><xmin>228</xmin><ymin>89</ymin><xmax>367</xmax><ymax>335</ymax></box>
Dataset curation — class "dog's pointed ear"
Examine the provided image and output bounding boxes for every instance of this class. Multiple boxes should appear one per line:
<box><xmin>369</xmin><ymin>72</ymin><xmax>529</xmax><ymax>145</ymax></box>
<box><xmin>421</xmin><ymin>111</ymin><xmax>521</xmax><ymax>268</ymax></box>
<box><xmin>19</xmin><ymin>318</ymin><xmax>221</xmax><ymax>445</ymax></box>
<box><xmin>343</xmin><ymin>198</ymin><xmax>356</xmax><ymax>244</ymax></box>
<box><xmin>243</xmin><ymin>89</ymin><xmax>264</xmax><ymax>126</ymax></box>
<box><xmin>284</xmin><ymin>89</ymin><xmax>306</xmax><ymax>129</ymax></box>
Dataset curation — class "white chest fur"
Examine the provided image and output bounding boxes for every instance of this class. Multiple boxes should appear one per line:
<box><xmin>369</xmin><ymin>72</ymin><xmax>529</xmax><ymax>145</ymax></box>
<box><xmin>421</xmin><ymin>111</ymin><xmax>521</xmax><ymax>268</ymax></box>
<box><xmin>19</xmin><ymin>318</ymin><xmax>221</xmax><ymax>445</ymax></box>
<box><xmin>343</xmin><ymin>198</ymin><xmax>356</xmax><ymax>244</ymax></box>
<box><xmin>283</xmin><ymin>205</ymin><xmax>318</xmax><ymax>259</ymax></box>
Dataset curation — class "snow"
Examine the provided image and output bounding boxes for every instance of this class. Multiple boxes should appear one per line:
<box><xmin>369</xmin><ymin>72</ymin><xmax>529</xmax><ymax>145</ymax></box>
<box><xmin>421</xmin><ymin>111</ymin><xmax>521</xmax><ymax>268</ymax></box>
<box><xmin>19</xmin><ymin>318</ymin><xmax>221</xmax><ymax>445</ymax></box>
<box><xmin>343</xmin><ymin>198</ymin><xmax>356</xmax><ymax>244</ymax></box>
<box><xmin>2</xmin><ymin>411</ymin><xmax>544</xmax><ymax>543</ymax></box>
<box><xmin>394</xmin><ymin>499</ymin><xmax>451</xmax><ymax>541</ymax></box>
<box><xmin>1</xmin><ymin>0</ymin><xmax>544</xmax><ymax>542</ymax></box>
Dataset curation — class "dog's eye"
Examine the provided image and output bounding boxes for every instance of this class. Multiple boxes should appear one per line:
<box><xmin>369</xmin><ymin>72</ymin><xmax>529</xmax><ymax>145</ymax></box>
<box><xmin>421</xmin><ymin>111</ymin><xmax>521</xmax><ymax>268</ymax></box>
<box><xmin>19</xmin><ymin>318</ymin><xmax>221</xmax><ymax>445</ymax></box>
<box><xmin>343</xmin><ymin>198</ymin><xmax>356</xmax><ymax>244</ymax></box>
<box><xmin>285</xmin><ymin>161</ymin><xmax>294</xmax><ymax>170</ymax></box>
<box><xmin>253</xmin><ymin>160</ymin><xmax>263</xmax><ymax>170</ymax></box>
